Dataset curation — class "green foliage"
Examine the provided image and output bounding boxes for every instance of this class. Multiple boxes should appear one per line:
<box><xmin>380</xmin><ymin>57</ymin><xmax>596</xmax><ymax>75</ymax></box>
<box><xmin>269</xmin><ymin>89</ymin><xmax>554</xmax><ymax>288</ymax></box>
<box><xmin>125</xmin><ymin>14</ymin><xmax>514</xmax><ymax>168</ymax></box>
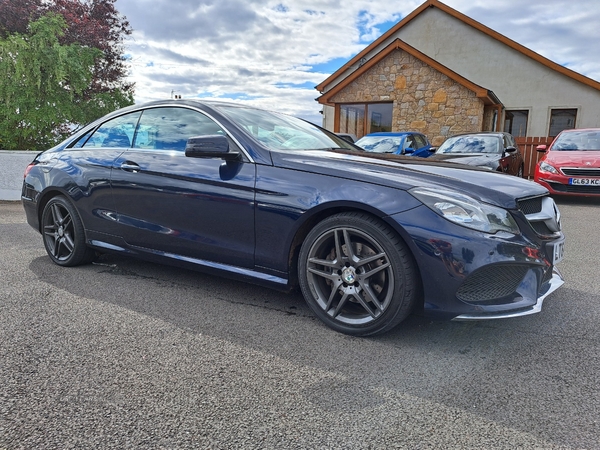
<box><xmin>0</xmin><ymin>13</ymin><xmax>133</xmax><ymax>150</ymax></box>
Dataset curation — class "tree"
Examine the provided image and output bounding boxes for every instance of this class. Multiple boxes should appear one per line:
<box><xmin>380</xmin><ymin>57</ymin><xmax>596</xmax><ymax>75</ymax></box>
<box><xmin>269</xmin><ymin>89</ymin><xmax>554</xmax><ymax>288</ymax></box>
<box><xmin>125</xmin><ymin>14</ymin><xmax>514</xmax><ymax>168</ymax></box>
<box><xmin>0</xmin><ymin>0</ymin><xmax>134</xmax><ymax>149</ymax></box>
<box><xmin>0</xmin><ymin>0</ymin><xmax>40</xmax><ymax>36</ymax></box>
<box><xmin>0</xmin><ymin>0</ymin><xmax>133</xmax><ymax>101</ymax></box>
<box><xmin>0</xmin><ymin>13</ymin><xmax>128</xmax><ymax>149</ymax></box>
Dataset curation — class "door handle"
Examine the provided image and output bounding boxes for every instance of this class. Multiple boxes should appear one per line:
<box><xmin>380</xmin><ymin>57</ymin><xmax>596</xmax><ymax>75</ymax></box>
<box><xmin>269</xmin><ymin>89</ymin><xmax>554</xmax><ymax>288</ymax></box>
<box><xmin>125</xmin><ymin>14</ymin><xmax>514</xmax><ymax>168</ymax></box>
<box><xmin>120</xmin><ymin>162</ymin><xmax>140</xmax><ymax>172</ymax></box>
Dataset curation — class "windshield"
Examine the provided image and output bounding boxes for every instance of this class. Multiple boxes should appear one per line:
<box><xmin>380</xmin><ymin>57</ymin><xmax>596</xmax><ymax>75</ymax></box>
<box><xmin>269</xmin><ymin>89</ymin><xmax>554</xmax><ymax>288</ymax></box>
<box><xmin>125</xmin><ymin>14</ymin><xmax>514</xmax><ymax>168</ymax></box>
<box><xmin>437</xmin><ymin>135</ymin><xmax>500</xmax><ymax>154</ymax></box>
<box><xmin>355</xmin><ymin>136</ymin><xmax>403</xmax><ymax>153</ymax></box>
<box><xmin>215</xmin><ymin>105</ymin><xmax>355</xmax><ymax>152</ymax></box>
<box><xmin>552</xmin><ymin>130</ymin><xmax>600</xmax><ymax>151</ymax></box>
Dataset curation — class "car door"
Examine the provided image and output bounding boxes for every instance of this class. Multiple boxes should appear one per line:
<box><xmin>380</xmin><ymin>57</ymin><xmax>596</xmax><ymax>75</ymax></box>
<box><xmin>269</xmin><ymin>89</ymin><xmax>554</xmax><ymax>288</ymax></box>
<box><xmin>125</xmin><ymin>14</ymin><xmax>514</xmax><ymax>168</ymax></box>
<box><xmin>64</xmin><ymin>111</ymin><xmax>142</xmax><ymax>235</ymax></box>
<box><xmin>110</xmin><ymin>106</ymin><xmax>256</xmax><ymax>268</ymax></box>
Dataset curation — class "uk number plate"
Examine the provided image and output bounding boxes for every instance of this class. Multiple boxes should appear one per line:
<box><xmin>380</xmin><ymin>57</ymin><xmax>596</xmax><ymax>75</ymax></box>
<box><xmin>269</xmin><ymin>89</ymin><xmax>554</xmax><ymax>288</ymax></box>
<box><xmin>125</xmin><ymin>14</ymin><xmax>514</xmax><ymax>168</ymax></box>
<box><xmin>550</xmin><ymin>239</ymin><xmax>565</xmax><ymax>265</ymax></box>
<box><xmin>569</xmin><ymin>178</ymin><xmax>600</xmax><ymax>185</ymax></box>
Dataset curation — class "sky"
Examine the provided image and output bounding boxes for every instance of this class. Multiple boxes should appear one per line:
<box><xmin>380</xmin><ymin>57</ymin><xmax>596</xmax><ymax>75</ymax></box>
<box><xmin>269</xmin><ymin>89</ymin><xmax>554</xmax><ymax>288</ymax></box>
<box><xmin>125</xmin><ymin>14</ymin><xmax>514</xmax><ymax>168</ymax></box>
<box><xmin>114</xmin><ymin>0</ymin><xmax>600</xmax><ymax>125</ymax></box>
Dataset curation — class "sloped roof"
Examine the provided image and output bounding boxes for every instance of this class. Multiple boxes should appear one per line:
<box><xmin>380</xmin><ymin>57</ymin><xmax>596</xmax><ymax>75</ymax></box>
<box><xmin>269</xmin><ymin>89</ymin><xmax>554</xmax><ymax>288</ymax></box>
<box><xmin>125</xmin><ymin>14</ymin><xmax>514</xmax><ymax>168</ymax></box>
<box><xmin>316</xmin><ymin>0</ymin><xmax>600</xmax><ymax>94</ymax></box>
<box><xmin>317</xmin><ymin>38</ymin><xmax>501</xmax><ymax>106</ymax></box>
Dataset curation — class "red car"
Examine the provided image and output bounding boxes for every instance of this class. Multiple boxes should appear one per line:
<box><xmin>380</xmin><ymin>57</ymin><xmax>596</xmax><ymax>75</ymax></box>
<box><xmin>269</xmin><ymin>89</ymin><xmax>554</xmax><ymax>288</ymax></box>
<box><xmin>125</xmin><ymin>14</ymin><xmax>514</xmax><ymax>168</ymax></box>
<box><xmin>534</xmin><ymin>128</ymin><xmax>600</xmax><ymax>196</ymax></box>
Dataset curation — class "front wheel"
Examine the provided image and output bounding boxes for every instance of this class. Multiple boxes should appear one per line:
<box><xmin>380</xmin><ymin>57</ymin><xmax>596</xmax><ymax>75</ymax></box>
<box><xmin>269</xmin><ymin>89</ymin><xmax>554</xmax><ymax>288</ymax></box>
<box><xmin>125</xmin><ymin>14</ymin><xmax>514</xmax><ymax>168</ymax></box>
<box><xmin>298</xmin><ymin>212</ymin><xmax>418</xmax><ymax>336</ymax></box>
<box><xmin>41</xmin><ymin>196</ymin><xmax>95</xmax><ymax>267</ymax></box>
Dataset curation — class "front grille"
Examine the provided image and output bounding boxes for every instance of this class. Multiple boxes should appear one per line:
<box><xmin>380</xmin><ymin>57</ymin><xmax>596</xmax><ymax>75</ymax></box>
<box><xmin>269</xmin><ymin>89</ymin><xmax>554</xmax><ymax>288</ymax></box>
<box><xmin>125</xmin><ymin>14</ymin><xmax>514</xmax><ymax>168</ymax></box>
<box><xmin>561</xmin><ymin>168</ymin><xmax>600</xmax><ymax>177</ymax></box>
<box><xmin>516</xmin><ymin>194</ymin><xmax>562</xmax><ymax>236</ymax></box>
<box><xmin>517</xmin><ymin>197</ymin><xmax>542</xmax><ymax>214</ymax></box>
<box><xmin>530</xmin><ymin>221</ymin><xmax>553</xmax><ymax>235</ymax></box>
<box><xmin>457</xmin><ymin>265</ymin><xmax>529</xmax><ymax>303</ymax></box>
<box><xmin>547</xmin><ymin>181</ymin><xmax>600</xmax><ymax>194</ymax></box>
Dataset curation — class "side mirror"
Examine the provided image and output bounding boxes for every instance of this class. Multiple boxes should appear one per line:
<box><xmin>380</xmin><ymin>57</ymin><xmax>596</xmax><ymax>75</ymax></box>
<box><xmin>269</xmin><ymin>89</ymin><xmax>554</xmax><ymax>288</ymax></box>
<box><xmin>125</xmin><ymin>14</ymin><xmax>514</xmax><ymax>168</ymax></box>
<box><xmin>536</xmin><ymin>144</ymin><xmax>547</xmax><ymax>152</ymax></box>
<box><xmin>428</xmin><ymin>147</ymin><xmax>437</xmax><ymax>153</ymax></box>
<box><xmin>185</xmin><ymin>135</ymin><xmax>240</xmax><ymax>160</ymax></box>
<box><xmin>404</xmin><ymin>147</ymin><xmax>415</xmax><ymax>154</ymax></box>
<box><xmin>505</xmin><ymin>146</ymin><xmax>517</xmax><ymax>153</ymax></box>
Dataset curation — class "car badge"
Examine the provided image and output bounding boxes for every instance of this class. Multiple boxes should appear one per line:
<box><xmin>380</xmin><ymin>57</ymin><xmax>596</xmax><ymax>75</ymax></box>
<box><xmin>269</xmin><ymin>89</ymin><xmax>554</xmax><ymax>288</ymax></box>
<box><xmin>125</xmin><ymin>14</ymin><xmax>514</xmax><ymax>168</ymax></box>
<box><xmin>585</xmin><ymin>161</ymin><xmax>592</xmax><ymax>166</ymax></box>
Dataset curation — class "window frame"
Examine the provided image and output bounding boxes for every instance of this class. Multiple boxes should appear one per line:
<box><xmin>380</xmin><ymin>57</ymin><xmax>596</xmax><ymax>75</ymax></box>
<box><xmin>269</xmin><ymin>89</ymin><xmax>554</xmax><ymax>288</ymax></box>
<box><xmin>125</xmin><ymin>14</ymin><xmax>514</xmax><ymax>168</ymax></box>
<box><xmin>549</xmin><ymin>108</ymin><xmax>578</xmax><ymax>137</ymax></box>
<box><xmin>503</xmin><ymin>109</ymin><xmax>529</xmax><ymax>137</ymax></box>
<box><xmin>336</xmin><ymin>102</ymin><xmax>393</xmax><ymax>139</ymax></box>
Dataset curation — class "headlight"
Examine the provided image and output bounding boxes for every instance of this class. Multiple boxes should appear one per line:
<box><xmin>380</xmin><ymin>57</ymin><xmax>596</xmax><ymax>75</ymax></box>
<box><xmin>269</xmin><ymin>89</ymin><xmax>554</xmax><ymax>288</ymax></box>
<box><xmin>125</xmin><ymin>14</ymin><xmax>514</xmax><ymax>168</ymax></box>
<box><xmin>539</xmin><ymin>161</ymin><xmax>559</xmax><ymax>174</ymax></box>
<box><xmin>410</xmin><ymin>187</ymin><xmax>520</xmax><ymax>234</ymax></box>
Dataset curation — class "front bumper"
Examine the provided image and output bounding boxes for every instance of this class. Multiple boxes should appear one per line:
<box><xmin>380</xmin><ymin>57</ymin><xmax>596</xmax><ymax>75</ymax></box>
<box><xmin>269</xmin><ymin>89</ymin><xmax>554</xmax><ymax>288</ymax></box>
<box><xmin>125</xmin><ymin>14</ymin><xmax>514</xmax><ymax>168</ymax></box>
<box><xmin>452</xmin><ymin>266</ymin><xmax>564</xmax><ymax>320</ymax></box>
<box><xmin>535</xmin><ymin>176</ymin><xmax>600</xmax><ymax>196</ymax></box>
<box><xmin>390</xmin><ymin>203</ymin><xmax>565</xmax><ymax>320</ymax></box>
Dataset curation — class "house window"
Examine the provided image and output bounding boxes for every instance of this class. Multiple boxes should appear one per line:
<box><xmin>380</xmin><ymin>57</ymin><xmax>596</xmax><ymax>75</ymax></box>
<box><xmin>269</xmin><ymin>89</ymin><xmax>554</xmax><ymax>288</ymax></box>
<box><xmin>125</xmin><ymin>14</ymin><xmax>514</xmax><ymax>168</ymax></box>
<box><xmin>549</xmin><ymin>109</ymin><xmax>577</xmax><ymax>137</ymax></box>
<box><xmin>339</xmin><ymin>103</ymin><xmax>392</xmax><ymax>139</ymax></box>
<box><xmin>504</xmin><ymin>110</ymin><xmax>528</xmax><ymax>137</ymax></box>
<box><xmin>339</xmin><ymin>104</ymin><xmax>365</xmax><ymax>138</ymax></box>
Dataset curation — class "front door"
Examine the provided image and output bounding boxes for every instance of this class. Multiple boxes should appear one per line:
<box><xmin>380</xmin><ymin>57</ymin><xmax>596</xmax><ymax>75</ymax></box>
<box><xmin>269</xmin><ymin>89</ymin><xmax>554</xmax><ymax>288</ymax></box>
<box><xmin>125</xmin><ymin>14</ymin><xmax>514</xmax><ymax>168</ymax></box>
<box><xmin>109</xmin><ymin>106</ymin><xmax>256</xmax><ymax>268</ymax></box>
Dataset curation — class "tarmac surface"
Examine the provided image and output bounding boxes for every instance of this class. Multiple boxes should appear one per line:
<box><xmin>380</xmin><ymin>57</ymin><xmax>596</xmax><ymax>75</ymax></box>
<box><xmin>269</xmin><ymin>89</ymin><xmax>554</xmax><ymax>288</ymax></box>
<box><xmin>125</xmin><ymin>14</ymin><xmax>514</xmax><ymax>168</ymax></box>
<box><xmin>1</xmin><ymin>197</ymin><xmax>599</xmax><ymax>449</ymax></box>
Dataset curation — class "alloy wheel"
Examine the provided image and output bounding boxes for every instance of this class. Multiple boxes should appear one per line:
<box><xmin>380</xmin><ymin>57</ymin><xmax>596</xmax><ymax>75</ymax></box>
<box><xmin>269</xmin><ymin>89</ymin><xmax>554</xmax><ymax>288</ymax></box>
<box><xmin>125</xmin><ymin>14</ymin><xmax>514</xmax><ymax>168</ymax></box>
<box><xmin>305</xmin><ymin>226</ymin><xmax>394</xmax><ymax>325</ymax></box>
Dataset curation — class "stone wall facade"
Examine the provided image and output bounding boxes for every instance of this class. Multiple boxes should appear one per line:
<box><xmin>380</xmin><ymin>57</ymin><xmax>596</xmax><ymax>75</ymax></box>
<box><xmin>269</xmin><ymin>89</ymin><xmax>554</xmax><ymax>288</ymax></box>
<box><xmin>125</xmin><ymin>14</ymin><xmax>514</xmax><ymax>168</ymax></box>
<box><xmin>330</xmin><ymin>49</ymin><xmax>485</xmax><ymax>146</ymax></box>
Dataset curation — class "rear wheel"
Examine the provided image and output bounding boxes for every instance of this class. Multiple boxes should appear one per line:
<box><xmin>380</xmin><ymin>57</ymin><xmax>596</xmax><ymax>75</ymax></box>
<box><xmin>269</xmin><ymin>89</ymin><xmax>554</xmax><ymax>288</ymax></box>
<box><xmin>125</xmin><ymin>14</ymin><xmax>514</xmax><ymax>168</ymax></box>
<box><xmin>41</xmin><ymin>196</ymin><xmax>95</xmax><ymax>267</ymax></box>
<box><xmin>298</xmin><ymin>212</ymin><xmax>418</xmax><ymax>336</ymax></box>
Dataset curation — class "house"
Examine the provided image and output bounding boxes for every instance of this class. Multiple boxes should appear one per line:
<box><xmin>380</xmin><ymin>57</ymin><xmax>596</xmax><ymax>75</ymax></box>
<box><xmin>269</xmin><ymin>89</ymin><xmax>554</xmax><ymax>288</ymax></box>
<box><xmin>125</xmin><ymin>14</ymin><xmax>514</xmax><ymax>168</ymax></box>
<box><xmin>316</xmin><ymin>0</ymin><xmax>600</xmax><ymax>165</ymax></box>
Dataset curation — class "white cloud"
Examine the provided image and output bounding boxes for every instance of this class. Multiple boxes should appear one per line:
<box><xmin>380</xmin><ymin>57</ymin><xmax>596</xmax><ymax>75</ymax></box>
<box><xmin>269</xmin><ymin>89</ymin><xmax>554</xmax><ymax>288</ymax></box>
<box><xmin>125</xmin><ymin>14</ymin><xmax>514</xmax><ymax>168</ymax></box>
<box><xmin>115</xmin><ymin>0</ymin><xmax>600</xmax><ymax>124</ymax></box>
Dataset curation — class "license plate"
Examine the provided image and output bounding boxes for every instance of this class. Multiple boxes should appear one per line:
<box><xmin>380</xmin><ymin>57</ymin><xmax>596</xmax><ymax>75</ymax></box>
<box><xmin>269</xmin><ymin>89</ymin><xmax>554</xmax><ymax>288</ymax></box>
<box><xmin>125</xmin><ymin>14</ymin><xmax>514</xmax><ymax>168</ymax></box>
<box><xmin>569</xmin><ymin>178</ymin><xmax>600</xmax><ymax>185</ymax></box>
<box><xmin>550</xmin><ymin>239</ymin><xmax>565</xmax><ymax>265</ymax></box>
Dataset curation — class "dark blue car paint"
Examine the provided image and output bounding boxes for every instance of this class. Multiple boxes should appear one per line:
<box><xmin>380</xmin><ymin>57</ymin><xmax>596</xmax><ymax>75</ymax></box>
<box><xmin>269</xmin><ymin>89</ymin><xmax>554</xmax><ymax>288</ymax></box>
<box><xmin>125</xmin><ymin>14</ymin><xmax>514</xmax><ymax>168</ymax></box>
<box><xmin>22</xmin><ymin>100</ymin><xmax>562</xmax><ymax>321</ymax></box>
<box><xmin>388</xmin><ymin>206</ymin><xmax>551</xmax><ymax>318</ymax></box>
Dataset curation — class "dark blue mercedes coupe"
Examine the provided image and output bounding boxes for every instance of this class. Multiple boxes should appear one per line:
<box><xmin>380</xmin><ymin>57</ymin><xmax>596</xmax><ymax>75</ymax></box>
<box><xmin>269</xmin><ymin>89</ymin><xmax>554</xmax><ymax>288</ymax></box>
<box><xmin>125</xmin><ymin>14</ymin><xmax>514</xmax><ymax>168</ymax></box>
<box><xmin>22</xmin><ymin>100</ymin><xmax>565</xmax><ymax>336</ymax></box>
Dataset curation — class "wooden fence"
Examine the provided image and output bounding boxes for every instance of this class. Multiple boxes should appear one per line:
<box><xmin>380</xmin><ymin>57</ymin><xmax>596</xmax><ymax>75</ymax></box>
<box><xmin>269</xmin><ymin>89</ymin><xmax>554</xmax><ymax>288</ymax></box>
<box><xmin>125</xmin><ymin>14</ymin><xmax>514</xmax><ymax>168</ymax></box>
<box><xmin>516</xmin><ymin>136</ymin><xmax>554</xmax><ymax>179</ymax></box>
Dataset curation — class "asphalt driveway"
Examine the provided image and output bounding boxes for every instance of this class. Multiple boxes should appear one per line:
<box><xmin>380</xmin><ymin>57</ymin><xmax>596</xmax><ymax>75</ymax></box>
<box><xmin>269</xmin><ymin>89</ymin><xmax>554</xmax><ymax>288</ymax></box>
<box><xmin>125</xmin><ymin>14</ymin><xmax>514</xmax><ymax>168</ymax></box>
<box><xmin>1</xmin><ymin>198</ymin><xmax>599</xmax><ymax>449</ymax></box>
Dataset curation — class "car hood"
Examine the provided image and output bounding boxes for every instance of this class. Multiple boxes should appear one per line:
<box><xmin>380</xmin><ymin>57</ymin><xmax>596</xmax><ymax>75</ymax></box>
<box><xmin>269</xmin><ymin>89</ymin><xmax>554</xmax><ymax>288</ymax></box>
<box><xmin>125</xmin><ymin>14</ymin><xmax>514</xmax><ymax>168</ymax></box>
<box><xmin>545</xmin><ymin>150</ymin><xmax>600</xmax><ymax>167</ymax></box>
<box><xmin>428</xmin><ymin>153</ymin><xmax>500</xmax><ymax>170</ymax></box>
<box><xmin>271</xmin><ymin>150</ymin><xmax>546</xmax><ymax>210</ymax></box>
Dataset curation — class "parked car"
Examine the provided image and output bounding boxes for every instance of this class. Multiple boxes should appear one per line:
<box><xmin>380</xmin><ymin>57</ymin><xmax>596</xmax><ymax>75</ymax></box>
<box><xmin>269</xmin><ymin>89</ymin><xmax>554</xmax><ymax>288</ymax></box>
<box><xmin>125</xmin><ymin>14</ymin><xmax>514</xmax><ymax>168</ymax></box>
<box><xmin>22</xmin><ymin>100</ymin><xmax>564</xmax><ymax>336</ymax></box>
<box><xmin>430</xmin><ymin>132</ymin><xmax>525</xmax><ymax>177</ymax></box>
<box><xmin>355</xmin><ymin>132</ymin><xmax>434</xmax><ymax>157</ymax></box>
<box><xmin>534</xmin><ymin>128</ymin><xmax>600</xmax><ymax>196</ymax></box>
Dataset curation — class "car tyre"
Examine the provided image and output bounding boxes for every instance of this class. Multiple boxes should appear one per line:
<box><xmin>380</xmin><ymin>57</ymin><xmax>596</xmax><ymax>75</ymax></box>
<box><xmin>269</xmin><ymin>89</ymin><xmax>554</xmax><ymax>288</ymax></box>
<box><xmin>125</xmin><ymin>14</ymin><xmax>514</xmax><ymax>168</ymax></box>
<box><xmin>298</xmin><ymin>212</ymin><xmax>418</xmax><ymax>336</ymax></box>
<box><xmin>41</xmin><ymin>196</ymin><xmax>95</xmax><ymax>267</ymax></box>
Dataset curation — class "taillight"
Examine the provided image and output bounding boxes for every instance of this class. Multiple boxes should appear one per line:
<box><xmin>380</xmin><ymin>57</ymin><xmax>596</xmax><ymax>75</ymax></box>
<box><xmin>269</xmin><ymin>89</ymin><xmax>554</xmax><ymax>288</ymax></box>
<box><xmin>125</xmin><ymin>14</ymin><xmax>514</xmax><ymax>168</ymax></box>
<box><xmin>23</xmin><ymin>163</ymin><xmax>35</xmax><ymax>178</ymax></box>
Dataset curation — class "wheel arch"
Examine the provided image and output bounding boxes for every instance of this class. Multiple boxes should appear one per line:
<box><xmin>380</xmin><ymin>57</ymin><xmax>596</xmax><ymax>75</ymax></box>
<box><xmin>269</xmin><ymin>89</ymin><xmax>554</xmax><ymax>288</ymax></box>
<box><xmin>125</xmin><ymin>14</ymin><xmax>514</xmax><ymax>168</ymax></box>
<box><xmin>286</xmin><ymin>203</ymin><xmax>424</xmax><ymax>306</ymax></box>
<box><xmin>36</xmin><ymin>188</ymin><xmax>76</xmax><ymax>233</ymax></box>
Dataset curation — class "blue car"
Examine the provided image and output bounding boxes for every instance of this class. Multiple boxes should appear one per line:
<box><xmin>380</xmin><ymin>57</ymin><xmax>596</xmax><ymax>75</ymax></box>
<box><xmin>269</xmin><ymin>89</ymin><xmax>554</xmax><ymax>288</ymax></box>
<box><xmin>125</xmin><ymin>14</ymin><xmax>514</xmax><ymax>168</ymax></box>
<box><xmin>355</xmin><ymin>132</ymin><xmax>434</xmax><ymax>157</ymax></box>
<box><xmin>22</xmin><ymin>100</ymin><xmax>564</xmax><ymax>336</ymax></box>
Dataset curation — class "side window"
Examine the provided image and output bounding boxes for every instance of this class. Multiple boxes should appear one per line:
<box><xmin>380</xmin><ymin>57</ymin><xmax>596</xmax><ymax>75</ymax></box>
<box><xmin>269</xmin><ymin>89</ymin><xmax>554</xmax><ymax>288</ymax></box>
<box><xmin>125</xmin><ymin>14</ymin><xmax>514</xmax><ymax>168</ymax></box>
<box><xmin>504</xmin><ymin>135</ymin><xmax>516</xmax><ymax>149</ymax></box>
<box><xmin>70</xmin><ymin>128</ymin><xmax>95</xmax><ymax>148</ymax></box>
<box><xmin>404</xmin><ymin>136</ymin><xmax>417</xmax><ymax>150</ymax></box>
<box><xmin>83</xmin><ymin>111</ymin><xmax>141</xmax><ymax>148</ymax></box>
<box><xmin>414</xmin><ymin>134</ymin><xmax>427</xmax><ymax>148</ymax></box>
<box><xmin>133</xmin><ymin>107</ymin><xmax>225</xmax><ymax>152</ymax></box>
